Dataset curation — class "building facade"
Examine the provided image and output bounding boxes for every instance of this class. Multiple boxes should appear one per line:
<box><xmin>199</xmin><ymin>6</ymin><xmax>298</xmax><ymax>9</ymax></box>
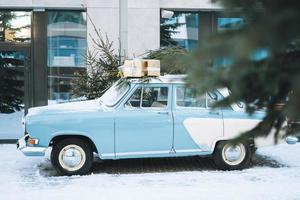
<box><xmin>0</xmin><ymin>0</ymin><xmax>238</xmax><ymax>111</ymax></box>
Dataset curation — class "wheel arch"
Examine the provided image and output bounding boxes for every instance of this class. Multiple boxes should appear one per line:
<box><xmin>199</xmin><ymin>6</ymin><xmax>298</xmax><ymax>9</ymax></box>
<box><xmin>211</xmin><ymin>137</ymin><xmax>255</xmax><ymax>153</ymax></box>
<box><xmin>49</xmin><ymin>135</ymin><xmax>98</xmax><ymax>154</ymax></box>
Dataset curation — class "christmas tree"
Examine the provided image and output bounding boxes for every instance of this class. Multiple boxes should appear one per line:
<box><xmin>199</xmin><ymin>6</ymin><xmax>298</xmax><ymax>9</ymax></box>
<box><xmin>184</xmin><ymin>0</ymin><xmax>300</xmax><ymax>140</ymax></box>
<box><xmin>0</xmin><ymin>12</ymin><xmax>27</xmax><ymax>113</ymax></box>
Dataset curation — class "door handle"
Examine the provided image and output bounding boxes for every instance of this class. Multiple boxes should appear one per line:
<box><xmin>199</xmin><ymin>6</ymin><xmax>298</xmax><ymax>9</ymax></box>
<box><xmin>209</xmin><ymin>111</ymin><xmax>220</xmax><ymax>115</ymax></box>
<box><xmin>157</xmin><ymin>111</ymin><xmax>169</xmax><ymax>115</ymax></box>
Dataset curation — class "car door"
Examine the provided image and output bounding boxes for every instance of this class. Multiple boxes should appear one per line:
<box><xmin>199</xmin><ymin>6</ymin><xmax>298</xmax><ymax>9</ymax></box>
<box><xmin>173</xmin><ymin>85</ymin><xmax>224</xmax><ymax>154</ymax></box>
<box><xmin>114</xmin><ymin>84</ymin><xmax>173</xmax><ymax>158</ymax></box>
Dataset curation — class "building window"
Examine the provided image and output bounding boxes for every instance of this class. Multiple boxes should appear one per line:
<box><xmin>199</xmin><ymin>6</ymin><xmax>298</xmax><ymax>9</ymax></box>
<box><xmin>160</xmin><ymin>11</ymin><xmax>199</xmax><ymax>50</ymax></box>
<box><xmin>217</xmin><ymin>17</ymin><xmax>244</xmax><ymax>32</ymax></box>
<box><xmin>47</xmin><ymin>11</ymin><xmax>87</xmax><ymax>102</ymax></box>
<box><xmin>0</xmin><ymin>11</ymin><xmax>31</xmax><ymax>42</ymax></box>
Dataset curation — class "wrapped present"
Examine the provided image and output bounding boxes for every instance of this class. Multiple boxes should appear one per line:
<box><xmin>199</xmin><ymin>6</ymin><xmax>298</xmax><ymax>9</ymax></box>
<box><xmin>144</xmin><ymin>59</ymin><xmax>160</xmax><ymax>77</ymax></box>
<box><xmin>119</xmin><ymin>59</ymin><xmax>146</xmax><ymax>77</ymax></box>
<box><xmin>119</xmin><ymin>59</ymin><xmax>160</xmax><ymax>77</ymax></box>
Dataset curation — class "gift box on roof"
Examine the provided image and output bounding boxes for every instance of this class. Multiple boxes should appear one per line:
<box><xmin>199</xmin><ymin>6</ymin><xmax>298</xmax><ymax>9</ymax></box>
<box><xmin>144</xmin><ymin>59</ymin><xmax>160</xmax><ymax>77</ymax></box>
<box><xmin>119</xmin><ymin>59</ymin><xmax>146</xmax><ymax>77</ymax></box>
<box><xmin>119</xmin><ymin>59</ymin><xmax>160</xmax><ymax>77</ymax></box>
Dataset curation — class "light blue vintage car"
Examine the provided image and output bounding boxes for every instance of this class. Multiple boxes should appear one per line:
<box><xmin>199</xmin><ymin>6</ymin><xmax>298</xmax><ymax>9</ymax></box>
<box><xmin>17</xmin><ymin>75</ymin><xmax>296</xmax><ymax>175</ymax></box>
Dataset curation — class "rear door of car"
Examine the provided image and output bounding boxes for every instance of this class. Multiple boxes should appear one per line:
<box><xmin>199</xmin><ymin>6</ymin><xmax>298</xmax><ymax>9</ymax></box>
<box><xmin>172</xmin><ymin>85</ymin><xmax>224</xmax><ymax>154</ymax></box>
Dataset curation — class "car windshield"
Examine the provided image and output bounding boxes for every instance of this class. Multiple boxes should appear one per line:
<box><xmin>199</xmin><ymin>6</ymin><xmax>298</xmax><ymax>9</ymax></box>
<box><xmin>100</xmin><ymin>79</ymin><xmax>130</xmax><ymax>107</ymax></box>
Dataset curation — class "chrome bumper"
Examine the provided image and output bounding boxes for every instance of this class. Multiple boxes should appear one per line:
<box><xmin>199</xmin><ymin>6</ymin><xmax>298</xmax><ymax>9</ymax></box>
<box><xmin>17</xmin><ymin>135</ymin><xmax>46</xmax><ymax>157</ymax></box>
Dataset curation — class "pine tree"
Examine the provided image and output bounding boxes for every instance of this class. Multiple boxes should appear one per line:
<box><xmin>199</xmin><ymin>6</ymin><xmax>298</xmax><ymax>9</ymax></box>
<box><xmin>0</xmin><ymin>12</ymin><xmax>26</xmax><ymax>113</ymax></box>
<box><xmin>145</xmin><ymin>46</ymin><xmax>188</xmax><ymax>74</ymax></box>
<box><xmin>0</xmin><ymin>52</ymin><xmax>23</xmax><ymax>113</ymax></box>
<box><xmin>184</xmin><ymin>0</ymin><xmax>300</xmax><ymax>141</ymax></box>
<box><xmin>71</xmin><ymin>21</ymin><xmax>120</xmax><ymax>100</ymax></box>
<box><xmin>160</xmin><ymin>13</ymin><xmax>183</xmax><ymax>46</ymax></box>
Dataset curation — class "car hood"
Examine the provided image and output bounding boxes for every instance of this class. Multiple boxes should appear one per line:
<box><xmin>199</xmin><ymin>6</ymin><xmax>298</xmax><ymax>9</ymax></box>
<box><xmin>26</xmin><ymin>100</ymin><xmax>102</xmax><ymax>117</ymax></box>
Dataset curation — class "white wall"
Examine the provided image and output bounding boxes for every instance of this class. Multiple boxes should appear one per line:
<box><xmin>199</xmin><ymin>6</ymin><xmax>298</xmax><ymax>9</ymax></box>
<box><xmin>86</xmin><ymin>0</ymin><xmax>120</xmax><ymax>54</ymax></box>
<box><xmin>0</xmin><ymin>0</ymin><xmax>84</xmax><ymax>8</ymax></box>
<box><xmin>160</xmin><ymin>0</ymin><xmax>222</xmax><ymax>10</ymax></box>
<box><xmin>127</xmin><ymin>0</ymin><xmax>160</xmax><ymax>58</ymax></box>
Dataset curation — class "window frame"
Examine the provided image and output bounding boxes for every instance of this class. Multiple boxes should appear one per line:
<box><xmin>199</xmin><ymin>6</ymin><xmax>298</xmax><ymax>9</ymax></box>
<box><xmin>124</xmin><ymin>84</ymin><xmax>171</xmax><ymax>111</ymax></box>
<box><xmin>174</xmin><ymin>85</ymin><xmax>221</xmax><ymax>110</ymax></box>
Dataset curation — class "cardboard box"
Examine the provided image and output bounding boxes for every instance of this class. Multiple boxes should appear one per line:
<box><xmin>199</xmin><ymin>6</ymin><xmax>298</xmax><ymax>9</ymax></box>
<box><xmin>120</xmin><ymin>60</ymin><xmax>146</xmax><ymax>77</ymax></box>
<box><xmin>144</xmin><ymin>59</ymin><xmax>160</xmax><ymax>77</ymax></box>
<box><xmin>119</xmin><ymin>59</ymin><xmax>160</xmax><ymax>77</ymax></box>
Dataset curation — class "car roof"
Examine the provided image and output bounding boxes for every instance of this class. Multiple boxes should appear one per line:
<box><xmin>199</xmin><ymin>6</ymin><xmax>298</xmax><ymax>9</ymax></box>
<box><xmin>127</xmin><ymin>74</ymin><xmax>186</xmax><ymax>84</ymax></box>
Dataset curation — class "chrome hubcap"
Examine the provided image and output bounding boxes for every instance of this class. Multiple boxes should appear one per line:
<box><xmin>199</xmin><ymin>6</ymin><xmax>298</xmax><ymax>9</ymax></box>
<box><xmin>222</xmin><ymin>143</ymin><xmax>246</xmax><ymax>166</ymax></box>
<box><xmin>58</xmin><ymin>145</ymin><xmax>86</xmax><ymax>172</ymax></box>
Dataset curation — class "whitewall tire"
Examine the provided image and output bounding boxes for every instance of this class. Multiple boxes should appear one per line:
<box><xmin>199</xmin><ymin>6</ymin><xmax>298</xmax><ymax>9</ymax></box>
<box><xmin>51</xmin><ymin>138</ymin><xmax>93</xmax><ymax>176</ymax></box>
<box><xmin>213</xmin><ymin>141</ymin><xmax>251</xmax><ymax>170</ymax></box>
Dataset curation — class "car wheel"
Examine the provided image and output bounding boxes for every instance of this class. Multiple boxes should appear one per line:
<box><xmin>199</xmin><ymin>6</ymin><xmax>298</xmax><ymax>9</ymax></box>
<box><xmin>51</xmin><ymin>138</ymin><xmax>93</xmax><ymax>176</ymax></box>
<box><xmin>213</xmin><ymin>141</ymin><xmax>251</xmax><ymax>170</ymax></box>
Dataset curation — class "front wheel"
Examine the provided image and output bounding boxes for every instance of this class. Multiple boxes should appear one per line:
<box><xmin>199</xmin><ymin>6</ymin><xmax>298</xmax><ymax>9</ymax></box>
<box><xmin>51</xmin><ymin>138</ymin><xmax>93</xmax><ymax>176</ymax></box>
<box><xmin>213</xmin><ymin>141</ymin><xmax>252</xmax><ymax>170</ymax></box>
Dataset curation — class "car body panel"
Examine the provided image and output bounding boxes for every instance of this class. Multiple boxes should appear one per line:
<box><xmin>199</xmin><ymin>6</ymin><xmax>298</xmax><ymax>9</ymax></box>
<box><xmin>19</xmin><ymin>77</ymin><xmax>283</xmax><ymax>160</ymax></box>
<box><xmin>114</xmin><ymin>84</ymin><xmax>174</xmax><ymax>159</ymax></box>
<box><xmin>26</xmin><ymin>100</ymin><xmax>115</xmax><ymax>158</ymax></box>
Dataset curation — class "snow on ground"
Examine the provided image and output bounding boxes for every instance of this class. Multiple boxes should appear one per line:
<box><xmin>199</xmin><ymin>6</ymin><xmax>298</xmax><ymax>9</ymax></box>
<box><xmin>0</xmin><ymin>143</ymin><xmax>300</xmax><ymax>200</ymax></box>
<box><xmin>0</xmin><ymin>111</ymin><xmax>24</xmax><ymax>140</ymax></box>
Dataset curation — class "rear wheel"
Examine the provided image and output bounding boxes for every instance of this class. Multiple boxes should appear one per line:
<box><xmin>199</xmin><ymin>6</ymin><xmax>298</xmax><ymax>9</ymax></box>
<box><xmin>213</xmin><ymin>141</ymin><xmax>251</xmax><ymax>170</ymax></box>
<box><xmin>51</xmin><ymin>138</ymin><xmax>93</xmax><ymax>176</ymax></box>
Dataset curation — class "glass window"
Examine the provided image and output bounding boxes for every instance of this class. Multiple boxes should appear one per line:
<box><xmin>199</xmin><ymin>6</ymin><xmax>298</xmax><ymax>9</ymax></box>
<box><xmin>176</xmin><ymin>87</ymin><xmax>219</xmax><ymax>108</ymax></box>
<box><xmin>217</xmin><ymin>17</ymin><xmax>244</xmax><ymax>31</ymax></box>
<box><xmin>0</xmin><ymin>11</ymin><xmax>31</xmax><ymax>42</ymax></box>
<box><xmin>48</xmin><ymin>11</ymin><xmax>86</xmax><ymax>68</ymax></box>
<box><xmin>176</xmin><ymin>87</ymin><xmax>206</xmax><ymax>108</ymax></box>
<box><xmin>47</xmin><ymin>11</ymin><xmax>87</xmax><ymax>102</ymax></box>
<box><xmin>207</xmin><ymin>91</ymin><xmax>219</xmax><ymax>107</ymax></box>
<box><xmin>160</xmin><ymin>12</ymin><xmax>199</xmax><ymax>50</ymax></box>
<box><xmin>142</xmin><ymin>87</ymin><xmax>168</xmax><ymax>108</ymax></box>
<box><xmin>126</xmin><ymin>86</ymin><xmax>168</xmax><ymax>109</ymax></box>
<box><xmin>100</xmin><ymin>79</ymin><xmax>130</xmax><ymax>107</ymax></box>
<box><xmin>125</xmin><ymin>88</ymin><xmax>142</xmax><ymax>108</ymax></box>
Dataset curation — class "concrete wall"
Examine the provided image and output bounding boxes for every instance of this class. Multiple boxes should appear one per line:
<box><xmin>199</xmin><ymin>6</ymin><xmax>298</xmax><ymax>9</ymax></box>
<box><xmin>0</xmin><ymin>0</ymin><xmax>221</xmax><ymax>57</ymax></box>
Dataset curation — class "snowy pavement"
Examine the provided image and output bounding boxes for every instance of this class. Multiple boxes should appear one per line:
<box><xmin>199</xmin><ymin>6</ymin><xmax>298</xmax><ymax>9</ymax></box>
<box><xmin>0</xmin><ymin>143</ymin><xmax>300</xmax><ymax>200</ymax></box>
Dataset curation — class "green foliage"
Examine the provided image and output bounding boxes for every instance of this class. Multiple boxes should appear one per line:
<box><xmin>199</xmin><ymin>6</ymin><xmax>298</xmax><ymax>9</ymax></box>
<box><xmin>0</xmin><ymin>11</ymin><xmax>30</xmax><ymax>42</ymax></box>
<box><xmin>71</xmin><ymin>22</ymin><xmax>120</xmax><ymax>100</ymax></box>
<box><xmin>185</xmin><ymin>0</ymin><xmax>300</xmax><ymax>141</ymax></box>
<box><xmin>0</xmin><ymin>12</ymin><xmax>27</xmax><ymax>113</ymax></box>
<box><xmin>145</xmin><ymin>46</ymin><xmax>188</xmax><ymax>74</ymax></box>
<box><xmin>0</xmin><ymin>53</ymin><xmax>23</xmax><ymax>113</ymax></box>
<box><xmin>160</xmin><ymin>13</ymin><xmax>183</xmax><ymax>46</ymax></box>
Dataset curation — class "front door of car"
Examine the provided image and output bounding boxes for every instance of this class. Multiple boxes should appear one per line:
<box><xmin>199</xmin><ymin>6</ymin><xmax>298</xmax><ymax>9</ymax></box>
<box><xmin>115</xmin><ymin>84</ymin><xmax>173</xmax><ymax>158</ymax></box>
<box><xmin>173</xmin><ymin>85</ymin><xmax>224</xmax><ymax>153</ymax></box>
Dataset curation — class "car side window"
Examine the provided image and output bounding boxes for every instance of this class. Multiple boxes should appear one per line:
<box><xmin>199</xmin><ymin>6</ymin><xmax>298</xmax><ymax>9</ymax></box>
<box><xmin>207</xmin><ymin>91</ymin><xmax>219</xmax><ymax>108</ymax></box>
<box><xmin>176</xmin><ymin>87</ymin><xmax>206</xmax><ymax>108</ymax></box>
<box><xmin>142</xmin><ymin>87</ymin><xmax>168</xmax><ymax>108</ymax></box>
<box><xmin>176</xmin><ymin>86</ymin><xmax>219</xmax><ymax>108</ymax></box>
<box><xmin>125</xmin><ymin>86</ymin><xmax>168</xmax><ymax>109</ymax></box>
<box><xmin>125</xmin><ymin>88</ymin><xmax>142</xmax><ymax>108</ymax></box>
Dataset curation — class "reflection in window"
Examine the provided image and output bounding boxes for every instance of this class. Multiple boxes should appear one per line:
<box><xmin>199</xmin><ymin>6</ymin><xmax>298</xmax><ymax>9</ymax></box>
<box><xmin>176</xmin><ymin>87</ymin><xmax>219</xmax><ymax>108</ymax></box>
<box><xmin>0</xmin><ymin>11</ymin><xmax>31</xmax><ymax>42</ymax></box>
<box><xmin>0</xmin><ymin>51</ymin><xmax>25</xmax><ymax>113</ymax></box>
<box><xmin>126</xmin><ymin>87</ymin><xmax>168</xmax><ymax>108</ymax></box>
<box><xmin>142</xmin><ymin>87</ymin><xmax>168</xmax><ymax>108</ymax></box>
<box><xmin>126</xmin><ymin>88</ymin><xmax>142</xmax><ymax>108</ymax></box>
<box><xmin>176</xmin><ymin>87</ymin><xmax>206</xmax><ymax>108</ymax></box>
<box><xmin>217</xmin><ymin>17</ymin><xmax>244</xmax><ymax>31</ymax></box>
<box><xmin>47</xmin><ymin>11</ymin><xmax>87</xmax><ymax>102</ymax></box>
<box><xmin>161</xmin><ymin>12</ymin><xmax>199</xmax><ymax>50</ymax></box>
<box><xmin>48</xmin><ymin>11</ymin><xmax>86</xmax><ymax>67</ymax></box>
